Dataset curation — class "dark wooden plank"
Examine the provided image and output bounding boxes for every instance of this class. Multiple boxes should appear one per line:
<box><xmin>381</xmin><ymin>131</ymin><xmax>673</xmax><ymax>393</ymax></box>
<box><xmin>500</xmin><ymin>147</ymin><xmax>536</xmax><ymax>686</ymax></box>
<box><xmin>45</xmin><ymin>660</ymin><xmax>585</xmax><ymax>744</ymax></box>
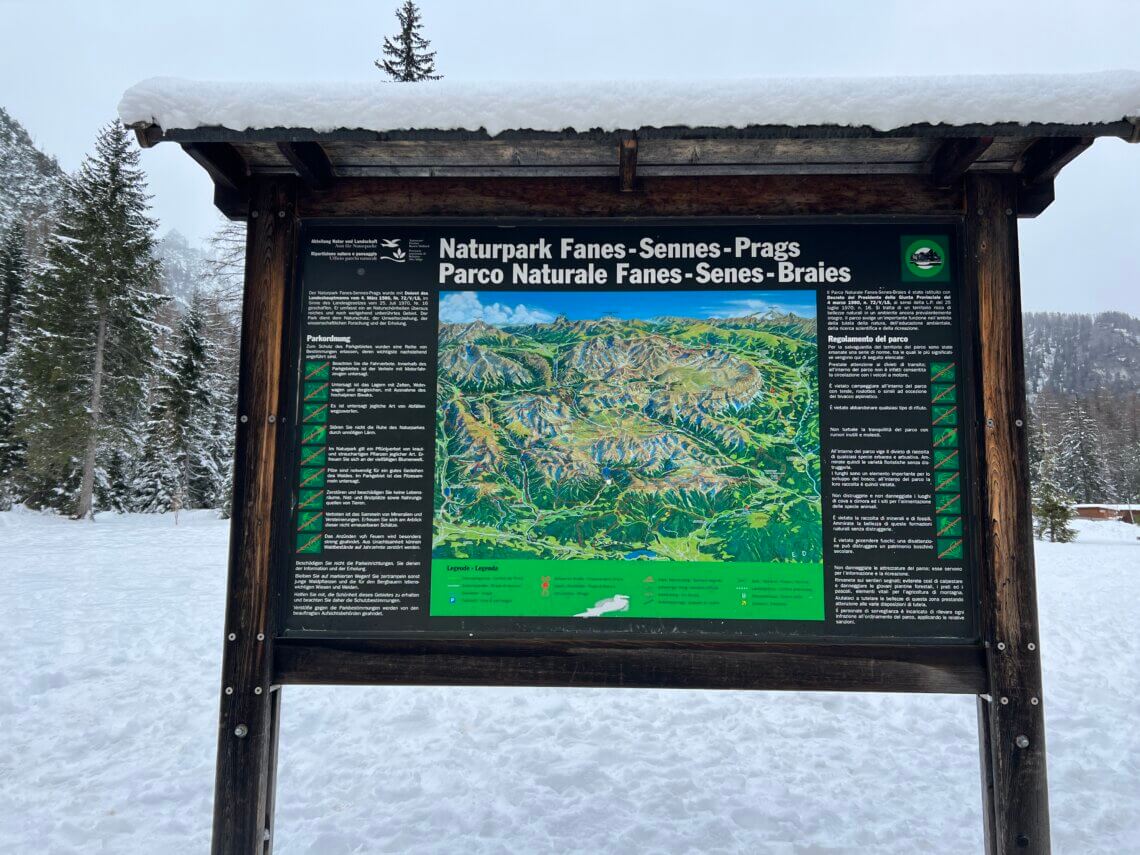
<box><xmin>183</xmin><ymin>142</ymin><xmax>250</xmax><ymax>193</ymax></box>
<box><xmin>295</xmin><ymin>175</ymin><xmax>961</xmax><ymax>218</ymax></box>
<box><xmin>929</xmin><ymin>136</ymin><xmax>993</xmax><ymax>188</ymax></box>
<box><xmin>618</xmin><ymin>133</ymin><xmax>638</xmax><ymax>192</ymax></box>
<box><xmin>1016</xmin><ymin>136</ymin><xmax>1093</xmax><ymax>186</ymax></box>
<box><xmin>1016</xmin><ymin>179</ymin><xmax>1055</xmax><ymax>219</ymax></box>
<box><xmin>212</xmin><ymin>178</ymin><xmax>298</xmax><ymax>855</ymax></box>
<box><xmin>272</xmin><ymin>639</ymin><xmax>986</xmax><ymax>694</ymax></box>
<box><xmin>276</xmin><ymin>141</ymin><xmax>334</xmax><ymax>190</ymax></box>
<box><xmin>967</xmin><ymin>173</ymin><xmax>1051</xmax><ymax>854</ymax></box>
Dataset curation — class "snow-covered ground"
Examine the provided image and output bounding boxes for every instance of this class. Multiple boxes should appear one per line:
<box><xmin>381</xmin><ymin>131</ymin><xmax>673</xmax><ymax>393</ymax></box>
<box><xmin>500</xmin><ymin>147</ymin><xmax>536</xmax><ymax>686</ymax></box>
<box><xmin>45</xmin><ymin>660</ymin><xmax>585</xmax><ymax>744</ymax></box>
<box><xmin>1</xmin><ymin>511</ymin><xmax>1136</xmax><ymax>854</ymax></box>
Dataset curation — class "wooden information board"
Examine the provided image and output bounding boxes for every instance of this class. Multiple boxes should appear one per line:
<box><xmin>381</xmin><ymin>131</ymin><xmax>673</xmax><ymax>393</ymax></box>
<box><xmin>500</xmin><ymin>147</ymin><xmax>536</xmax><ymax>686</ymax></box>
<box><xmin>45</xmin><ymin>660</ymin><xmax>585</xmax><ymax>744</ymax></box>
<box><xmin>209</xmin><ymin>173</ymin><xmax>1046</xmax><ymax>855</ymax></box>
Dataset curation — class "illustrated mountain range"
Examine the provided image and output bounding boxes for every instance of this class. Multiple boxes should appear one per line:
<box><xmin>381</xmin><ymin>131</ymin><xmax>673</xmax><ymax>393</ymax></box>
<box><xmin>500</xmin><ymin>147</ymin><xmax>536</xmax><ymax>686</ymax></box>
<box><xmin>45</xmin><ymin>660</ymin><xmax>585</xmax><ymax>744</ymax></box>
<box><xmin>433</xmin><ymin>310</ymin><xmax>822</xmax><ymax>564</ymax></box>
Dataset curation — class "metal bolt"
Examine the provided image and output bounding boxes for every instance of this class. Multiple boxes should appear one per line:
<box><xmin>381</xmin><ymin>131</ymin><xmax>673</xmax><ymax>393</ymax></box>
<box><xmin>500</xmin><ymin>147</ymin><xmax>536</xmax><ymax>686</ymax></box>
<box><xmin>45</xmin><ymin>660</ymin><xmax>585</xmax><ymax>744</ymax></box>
<box><xmin>1031</xmin><ymin>697</ymin><xmax>1040</xmax><ymax>706</ymax></box>
<box><xmin>986</xmin><ymin>418</ymin><xmax>995</xmax><ymax>429</ymax></box>
<box><xmin>278</xmin><ymin>210</ymin><xmax>286</xmax><ymax>218</ymax></box>
<box><xmin>225</xmin><ymin>686</ymin><xmax>233</xmax><ymax>695</ymax></box>
<box><xmin>1015</xmin><ymin>419</ymin><xmax>1024</xmax><ymax>427</ymax></box>
<box><xmin>257</xmin><ymin>633</ymin><xmax>265</xmax><ymax>642</ymax></box>
<box><xmin>228</xmin><ymin>632</ymin><xmax>236</xmax><ymax>641</ymax></box>
<box><xmin>250</xmin><ymin>210</ymin><xmax>259</xmax><ymax>219</ymax></box>
<box><xmin>1005</xmin><ymin>208</ymin><xmax>1014</xmax><ymax>216</ymax></box>
<box><xmin>997</xmin><ymin>642</ymin><xmax>1006</xmax><ymax>651</ymax></box>
<box><xmin>1027</xmin><ymin>642</ymin><xmax>1036</xmax><ymax>651</ymax></box>
<box><xmin>240</xmin><ymin>415</ymin><xmax>248</xmax><ymax>424</ymax></box>
<box><xmin>1000</xmin><ymin>696</ymin><xmax>1009</xmax><ymax>705</ymax></box>
<box><xmin>1015</xmin><ymin>734</ymin><xmax>1030</xmax><ymax>748</ymax></box>
<box><xmin>254</xmin><ymin>687</ymin><xmax>263</xmax><ymax>695</ymax></box>
<box><xmin>234</xmin><ymin>724</ymin><xmax>248</xmax><ymax>738</ymax></box>
<box><xmin>268</xmin><ymin>414</ymin><xmax>276</xmax><ymax>423</ymax></box>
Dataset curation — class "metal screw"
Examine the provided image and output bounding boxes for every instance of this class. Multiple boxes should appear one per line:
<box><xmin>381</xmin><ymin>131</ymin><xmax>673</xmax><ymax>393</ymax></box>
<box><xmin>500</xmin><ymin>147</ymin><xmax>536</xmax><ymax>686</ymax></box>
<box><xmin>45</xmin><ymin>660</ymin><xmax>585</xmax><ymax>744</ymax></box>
<box><xmin>254</xmin><ymin>687</ymin><xmax>263</xmax><ymax>695</ymax></box>
<box><xmin>268</xmin><ymin>414</ymin><xmax>276</xmax><ymax>423</ymax></box>
<box><xmin>1015</xmin><ymin>734</ymin><xmax>1030</xmax><ymax>748</ymax></box>
<box><xmin>997</xmin><ymin>642</ymin><xmax>1006</xmax><ymax>651</ymax></box>
<box><xmin>1015</xmin><ymin>419</ymin><xmax>1024</xmax><ymax>427</ymax></box>
<box><xmin>234</xmin><ymin>724</ymin><xmax>248</xmax><ymax>738</ymax></box>
<box><xmin>251</xmin><ymin>210</ymin><xmax>259</xmax><ymax>219</ymax></box>
<box><xmin>1000</xmin><ymin>696</ymin><xmax>1009</xmax><ymax>705</ymax></box>
<box><xmin>1005</xmin><ymin>208</ymin><xmax>1014</xmax><ymax>216</ymax></box>
<box><xmin>278</xmin><ymin>210</ymin><xmax>286</xmax><ymax>218</ymax></box>
<box><xmin>240</xmin><ymin>415</ymin><xmax>248</xmax><ymax>423</ymax></box>
<box><xmin>225</xmin><ymin>686</ymin><xmax>233</xmax><ymax>695</ymax></box>
<box><xmin>986</xmin><ymin>418</ymin><xmax>995</xmax><ymax>429</ymax></box>
<box><xmin>228</xmin><ymin>633</ymin><xmax>236</xmax><ymax>641</ymax></box>
<box><xmin>1030</xmin><ymin>697</ymin><xmax>1040</xmax><ymax>706</ymax></box>
<box><xmin>257</xmin><ymin>633</ymin><xmax>265</xmax><ymax>642</ymax></box>
<box><xmin>1027</xmin><ymin>642</ymin><xmax>1036</xmax><ymax>651</ymax></box>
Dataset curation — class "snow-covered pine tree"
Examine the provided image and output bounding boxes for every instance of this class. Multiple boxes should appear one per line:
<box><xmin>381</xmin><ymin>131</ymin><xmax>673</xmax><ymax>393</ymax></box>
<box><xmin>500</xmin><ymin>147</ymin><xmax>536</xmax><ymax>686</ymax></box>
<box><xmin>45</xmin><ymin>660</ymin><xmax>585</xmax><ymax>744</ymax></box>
<box><xmin>1054</xmin><ymin>402</ymin><xmax>1115</xmax><ymax>504</ymax></box>
<box><xmin>15</xmin><ymin>121</ymin><xmax>164</xmax><ymax>517</ymax></box>
<box><xmin>0</xmin><ymin>223</ymin><xmax>28</xmax><ymax>508</ymax></box>
<box><xmin>1032</xmin><ymin>475</ymin><xmax>1076</xmax><ymax>543</ymax></box>
<box><xmin>133</xmin><ymin>293</ymin><xmax>217</xmax><ymax>513</ymax></box>
<box><xmin>376</xmin><ymin>1</ymin><xmax>442</xmax><ymax>81</ymax></box>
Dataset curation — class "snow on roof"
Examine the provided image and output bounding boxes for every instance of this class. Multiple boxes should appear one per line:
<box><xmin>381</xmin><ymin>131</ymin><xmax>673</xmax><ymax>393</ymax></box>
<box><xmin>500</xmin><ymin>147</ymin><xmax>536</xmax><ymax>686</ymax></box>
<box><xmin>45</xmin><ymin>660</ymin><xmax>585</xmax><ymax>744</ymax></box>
<box><xmin>119</xmin><ymin>72</ymin><xmax>1140</xmax><ymax>137</ymax></box>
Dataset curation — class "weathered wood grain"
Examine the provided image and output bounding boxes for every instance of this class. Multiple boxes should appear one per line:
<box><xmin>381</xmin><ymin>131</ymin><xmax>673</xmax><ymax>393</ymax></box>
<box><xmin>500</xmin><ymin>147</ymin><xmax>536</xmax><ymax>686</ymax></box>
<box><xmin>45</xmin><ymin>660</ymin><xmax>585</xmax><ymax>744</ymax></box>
<box><xmin>968</xmin><ymin>173</ymin><xmax>1051</xmax><ymax>854</ymax></box>
<box><xmin>212</xmin><ymin>178</ymin><xmax>298</xmax><ymax>855</ymax></box>
<box><xmin>295</xmin><ymin>174</ymin><xmax>962</xmax><ymax>218</ymax></box>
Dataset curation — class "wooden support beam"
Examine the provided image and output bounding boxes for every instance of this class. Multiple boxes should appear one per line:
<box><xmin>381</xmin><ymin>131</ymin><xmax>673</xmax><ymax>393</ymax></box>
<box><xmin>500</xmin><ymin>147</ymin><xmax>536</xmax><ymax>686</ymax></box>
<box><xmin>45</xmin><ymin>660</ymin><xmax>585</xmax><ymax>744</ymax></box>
<box><xmin>967</xmin><ymin>173</ymin><xmax>1051</xmax><ymax>854</ymax></box>
<box><xmin>212</xmin><ymin>178</ymin><xmax>298</xmax><ymax>855</ymax></box>
<box><xmin>929</xmin><ymin>136</ymin><xmax>993</xmax><ymax>188</ymax></box>
<box><xmin>276</xmin><ymin>141</ymin><xmax>335</xmax><ymax>190</ymax></box>
<box><xmin>1016</xmin><ymin>180</ymin><xmax>1055</xmax><ymax>219</ymax></box>
<box><xmin>131</xmin><ymin>124</ymin><xmax>163</xmax><ymax>149</ymax></box>
<box><xmin>618</xmin><ymin>133</ymin><xmax>638</xmax><ymax>192</ymax></box>
<box><xmin>297</xmin><ymin>175</ymin><xmax>961</xmax><ymax>218</ymax></box>
<box><xmin>273</xmin><ymin>639</ymin><xmax>986</xmax><ymax>694</ymax></box>
<box><xmin>1016</xmin><ymin>136</ymin><xmax>1093</xmax><ymax>187</ymax></box>
<box><xmin>183</xmin><ymin>142</ymin><xmax>250</xmax><ymax>193</ymax></box>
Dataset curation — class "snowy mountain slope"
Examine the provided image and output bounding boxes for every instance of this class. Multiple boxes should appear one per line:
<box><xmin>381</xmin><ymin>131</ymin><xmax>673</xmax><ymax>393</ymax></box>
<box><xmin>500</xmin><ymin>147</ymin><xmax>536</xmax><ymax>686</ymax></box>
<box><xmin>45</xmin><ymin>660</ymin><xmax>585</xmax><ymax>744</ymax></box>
<box><xmin>0</xmin><ymin>107</ymin><xmax>63</xmax><ymax>246</ymax></box>
<box><xmin>1024</xmin><ymin>311</ymin><xmax>1140</xmax><ymax>396</ymax></box>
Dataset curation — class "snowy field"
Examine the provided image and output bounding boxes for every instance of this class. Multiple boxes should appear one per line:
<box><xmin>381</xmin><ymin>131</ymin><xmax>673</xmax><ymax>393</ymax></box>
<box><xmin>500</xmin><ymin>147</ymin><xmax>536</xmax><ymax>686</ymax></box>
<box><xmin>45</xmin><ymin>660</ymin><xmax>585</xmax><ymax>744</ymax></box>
<box><xmin>1</xmin><ymin>511</ymin><xmax>1137</xmax><ymax>854</ymax></box>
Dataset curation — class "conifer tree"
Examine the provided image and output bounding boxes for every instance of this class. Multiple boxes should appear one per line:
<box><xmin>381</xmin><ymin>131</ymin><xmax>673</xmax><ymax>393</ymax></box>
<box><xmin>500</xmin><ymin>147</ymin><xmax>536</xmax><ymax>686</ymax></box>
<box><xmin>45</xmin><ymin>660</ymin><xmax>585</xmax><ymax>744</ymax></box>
<box><xmin>376</xmin><ymin>1</ymin><xmax>442</xmax><ymax>81</ymax></box>
<box><xmin>1033</xmin><ymin>475</ymin><xmax>1076</xmax><ymax>543</ymax></box>
<box><xmin>1055</xmin><ymin>403</ymin><xmax>1114</xmax><ymax>503</ymax></box>
<box><xmin>0</xmin><ymin>223</ymin><xmax>28</xmax><ymax>508</ymax></box>
<box><xmin>16</xmin><ymin>121</ymin><xmax>163</xmax><ymax>517</ymax></box>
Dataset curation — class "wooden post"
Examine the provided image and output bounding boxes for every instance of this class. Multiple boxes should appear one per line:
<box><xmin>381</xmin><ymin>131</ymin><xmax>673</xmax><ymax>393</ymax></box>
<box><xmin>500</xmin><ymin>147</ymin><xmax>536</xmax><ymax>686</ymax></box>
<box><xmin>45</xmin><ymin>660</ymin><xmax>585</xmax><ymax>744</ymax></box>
<box><xmin>212</xmin><ymin>178</ymin><xmax>298</xmax><ymax>855</ymax></box>
<box><xmin>968</xmin><ymin>173</ymin><xmax>1051</xmax><ymax>854</ymax></box>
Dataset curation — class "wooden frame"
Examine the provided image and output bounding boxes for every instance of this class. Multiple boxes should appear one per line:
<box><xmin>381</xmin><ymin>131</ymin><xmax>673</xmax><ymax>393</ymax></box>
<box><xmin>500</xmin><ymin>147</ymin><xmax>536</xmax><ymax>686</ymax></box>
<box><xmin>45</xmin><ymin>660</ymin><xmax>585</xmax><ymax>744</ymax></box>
<box><xmin>213</xmin><ymin>171</ymin><xmax>1049</xmax><ymax>854</ymax></box>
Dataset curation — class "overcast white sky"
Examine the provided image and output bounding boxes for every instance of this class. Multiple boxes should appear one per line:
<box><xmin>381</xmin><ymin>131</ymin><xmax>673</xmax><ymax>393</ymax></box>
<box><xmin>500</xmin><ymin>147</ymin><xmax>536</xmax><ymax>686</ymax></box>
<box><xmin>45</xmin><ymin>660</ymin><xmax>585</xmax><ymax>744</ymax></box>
<box><xmin>1</xmin><ymin>0</ymin><xmax>1137</xmax><ymax>313</ymax></box>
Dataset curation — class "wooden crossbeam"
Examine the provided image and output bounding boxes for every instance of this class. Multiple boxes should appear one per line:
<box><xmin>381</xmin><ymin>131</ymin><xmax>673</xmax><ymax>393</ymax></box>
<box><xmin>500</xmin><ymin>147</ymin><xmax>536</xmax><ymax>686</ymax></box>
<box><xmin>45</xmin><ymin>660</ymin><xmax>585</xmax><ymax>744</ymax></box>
<box><xmin>182</xmin><ymin>142</ymin><xmax>249</xmax><ymax>193</ymax></box>
<box><xmin>1016</xmin><ymin>136</ymin><xmax>1094</xmax><ymax>186</ymax></box>
<box><xmin>929</xmin><ymin>136</ymin><xmax>993</xmax><ymax>188</ymax></box>
<box><xmin>277</xmin><ymin>141</ymin><xmax>335</xmax><ymax>190</ymax></box>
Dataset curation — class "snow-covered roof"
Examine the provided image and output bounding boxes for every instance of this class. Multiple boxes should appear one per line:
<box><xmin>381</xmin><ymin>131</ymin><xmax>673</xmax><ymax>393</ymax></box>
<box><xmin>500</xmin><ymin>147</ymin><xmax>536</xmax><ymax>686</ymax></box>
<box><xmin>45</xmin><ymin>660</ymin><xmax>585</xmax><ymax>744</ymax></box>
<box><xmin>120</xmin><ymin>72</ymin><xmax>1140</xmax><ymax>136</ymax></box>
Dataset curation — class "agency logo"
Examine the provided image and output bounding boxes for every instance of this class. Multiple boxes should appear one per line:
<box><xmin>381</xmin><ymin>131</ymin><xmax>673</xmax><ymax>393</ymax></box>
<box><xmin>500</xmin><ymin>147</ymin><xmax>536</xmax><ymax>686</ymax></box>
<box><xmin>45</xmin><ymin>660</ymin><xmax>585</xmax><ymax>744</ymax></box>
<box><xmin>379</xmin><ymin>238</ymin><xmax>408</xmax><ymax>262</ymax></box>
<box><xmin>901</xmin><ymin>235</ymin><xmax>950</xmax><ymax>282</ymax></box>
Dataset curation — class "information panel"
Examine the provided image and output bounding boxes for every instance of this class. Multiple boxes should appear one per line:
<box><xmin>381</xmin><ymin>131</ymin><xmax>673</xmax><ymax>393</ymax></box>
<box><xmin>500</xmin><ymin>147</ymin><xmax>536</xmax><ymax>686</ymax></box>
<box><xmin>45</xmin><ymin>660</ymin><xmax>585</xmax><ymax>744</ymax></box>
<box><xmin>279</xmin><ymin>220</ymin><xmax>977</xmax><ymax>641</ymax></box>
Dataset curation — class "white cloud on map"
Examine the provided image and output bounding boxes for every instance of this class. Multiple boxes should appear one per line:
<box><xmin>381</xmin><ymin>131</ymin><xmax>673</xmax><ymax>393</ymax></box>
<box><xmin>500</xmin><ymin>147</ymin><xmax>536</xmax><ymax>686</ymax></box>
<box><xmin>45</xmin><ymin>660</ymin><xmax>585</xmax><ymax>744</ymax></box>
<box><xmin>439</xmin><ymin>291</ymin><xmax>554</xmax><ymax>325</ymax></box>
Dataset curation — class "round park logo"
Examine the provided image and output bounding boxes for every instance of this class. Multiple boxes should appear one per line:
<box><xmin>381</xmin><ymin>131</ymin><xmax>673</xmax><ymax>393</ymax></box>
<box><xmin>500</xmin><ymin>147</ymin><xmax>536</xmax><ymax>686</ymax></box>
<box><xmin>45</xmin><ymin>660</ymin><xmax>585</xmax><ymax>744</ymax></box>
<box><xmin>901</xmin><ymin>235</ymin><xmax>951</xmax><ymax>282</ymax></box>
